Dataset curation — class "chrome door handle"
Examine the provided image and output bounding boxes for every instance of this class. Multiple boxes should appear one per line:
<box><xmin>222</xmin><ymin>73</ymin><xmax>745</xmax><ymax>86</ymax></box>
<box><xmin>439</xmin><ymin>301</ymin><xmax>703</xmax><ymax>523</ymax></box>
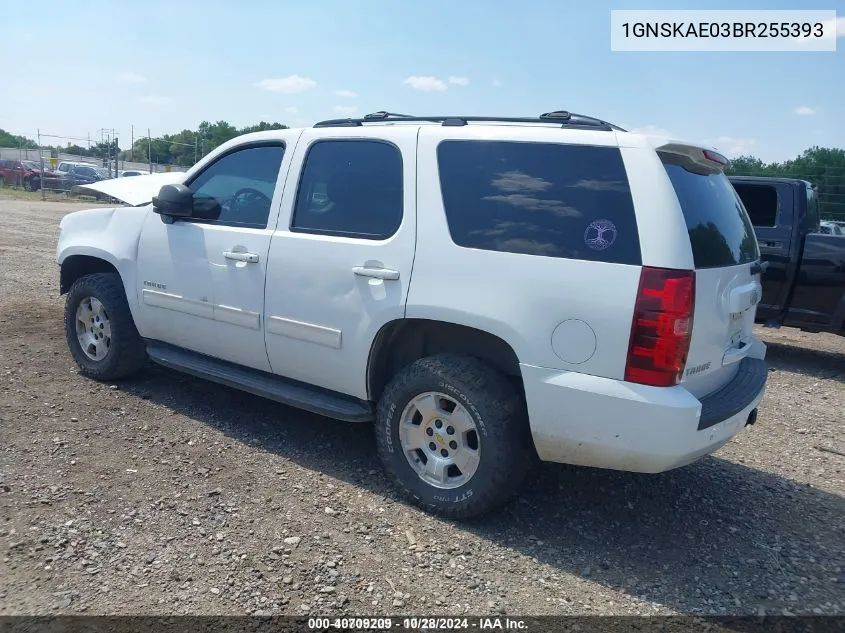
<box><xmin>223</xmin><ymin>251</ymin><xmax>259</xmax><ymax>263</ymax></box>
<box><xmin>352</xmin><ymin>266</ymin><xmax>400</xmax><ymax>280</ymax></box>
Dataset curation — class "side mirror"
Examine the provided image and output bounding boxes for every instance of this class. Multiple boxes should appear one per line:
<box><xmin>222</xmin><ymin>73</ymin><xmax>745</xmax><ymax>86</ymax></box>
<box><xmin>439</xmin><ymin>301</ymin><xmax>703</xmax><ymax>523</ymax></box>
<box><xmin>152</xmin><ymin>184</ymin><xmax>194</xmax><ymax>220</ymax></box>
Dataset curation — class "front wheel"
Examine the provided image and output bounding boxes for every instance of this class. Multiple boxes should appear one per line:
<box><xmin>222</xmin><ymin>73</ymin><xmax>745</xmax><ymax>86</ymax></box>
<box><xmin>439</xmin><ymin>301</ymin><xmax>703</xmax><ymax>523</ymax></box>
<box><xmin>64</xmin><ymin>273</ymin><xmax>147</xmax><ymax>381</ymax></box>
<box><xmin>375</xmin><ymin>354</ymin><xmax>534</xmax><ymax>519</ymax></box>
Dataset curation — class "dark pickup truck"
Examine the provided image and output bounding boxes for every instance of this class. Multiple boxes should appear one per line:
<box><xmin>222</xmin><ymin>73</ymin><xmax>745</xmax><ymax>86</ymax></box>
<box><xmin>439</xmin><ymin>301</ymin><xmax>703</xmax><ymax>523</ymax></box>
<box><xmin>729</xmin><ymin>176</ymin><xmax>845</xmax><ymax>336</ymax></box>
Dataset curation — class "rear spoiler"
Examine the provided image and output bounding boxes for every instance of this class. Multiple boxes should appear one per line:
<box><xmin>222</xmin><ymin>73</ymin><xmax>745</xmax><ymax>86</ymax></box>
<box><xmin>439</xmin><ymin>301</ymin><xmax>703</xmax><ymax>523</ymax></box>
<box><xmin>653</xmin><ymin>142</ymin><xmax>729</xmax><ymax>175</ymax></box>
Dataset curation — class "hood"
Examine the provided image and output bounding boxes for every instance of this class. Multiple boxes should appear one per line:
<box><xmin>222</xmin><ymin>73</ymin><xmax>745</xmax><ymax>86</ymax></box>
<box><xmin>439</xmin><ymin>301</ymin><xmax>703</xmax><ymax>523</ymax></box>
<box><xmin>75</xmin><ymin>172</ymin><xmax>185</xmax><ymax>206</ymax></box>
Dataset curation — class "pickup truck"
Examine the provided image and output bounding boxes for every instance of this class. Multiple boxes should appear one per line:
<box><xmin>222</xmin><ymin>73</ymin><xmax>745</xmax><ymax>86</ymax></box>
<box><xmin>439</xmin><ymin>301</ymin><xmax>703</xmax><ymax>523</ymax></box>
<box><xmin>729</xmin><ymin>176</ymin><xmax>845</xmax><ymax>336</ymax></box>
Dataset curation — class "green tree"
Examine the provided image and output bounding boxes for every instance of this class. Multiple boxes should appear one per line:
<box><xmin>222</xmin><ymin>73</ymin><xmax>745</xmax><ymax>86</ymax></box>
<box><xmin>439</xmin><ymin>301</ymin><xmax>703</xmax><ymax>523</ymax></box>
<box><xmin>727</xmin><ymin>146</ymin><xmax>845</xmax><ymax>221</ymax></box>
<box><xmin>0</xmin><ymin>128</ymin><xmax>38</xmax><ymax>149</ymax></box>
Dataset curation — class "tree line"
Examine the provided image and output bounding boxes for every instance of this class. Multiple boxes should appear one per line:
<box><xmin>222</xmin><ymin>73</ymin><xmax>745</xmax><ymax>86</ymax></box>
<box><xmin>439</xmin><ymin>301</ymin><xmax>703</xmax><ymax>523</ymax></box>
<box><xmin>0</xmin><ymin>120</ymin><xmax>289</xmax><ymax>167</ymax></box>
<box><xmin>726</xmin><ymin>146</ymin><xmax>845</xmax><ymax>220</ymax></box>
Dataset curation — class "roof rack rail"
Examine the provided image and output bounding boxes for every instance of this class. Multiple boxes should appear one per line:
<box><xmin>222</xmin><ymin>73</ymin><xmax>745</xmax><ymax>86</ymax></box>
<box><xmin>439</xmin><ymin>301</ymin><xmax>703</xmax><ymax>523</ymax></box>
<box><xmin>313</xmin><ymin>111</ymin><xmax>627</xmax><ymax>132</ymax></box>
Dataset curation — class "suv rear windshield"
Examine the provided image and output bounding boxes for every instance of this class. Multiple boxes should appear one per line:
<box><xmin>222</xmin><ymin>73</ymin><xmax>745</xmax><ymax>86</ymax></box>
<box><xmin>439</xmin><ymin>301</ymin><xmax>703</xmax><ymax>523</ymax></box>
<box><xmin>437</xmin><ymin>140</ymin><xmax>641</xmax><ymax>265</ymax></box>
<box><xmin>661</xmin><ymin>155</ymin><xmax>758</xmax><ymax>269</ymax></box>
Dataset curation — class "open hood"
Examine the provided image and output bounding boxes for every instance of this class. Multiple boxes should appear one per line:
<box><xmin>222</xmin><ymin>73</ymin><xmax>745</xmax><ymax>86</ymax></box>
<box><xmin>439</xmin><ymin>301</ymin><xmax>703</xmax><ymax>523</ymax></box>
<box><xmin>76</xmin><ymin>172</ymin><xmax>185</xmax><ymax>206</ymax></box>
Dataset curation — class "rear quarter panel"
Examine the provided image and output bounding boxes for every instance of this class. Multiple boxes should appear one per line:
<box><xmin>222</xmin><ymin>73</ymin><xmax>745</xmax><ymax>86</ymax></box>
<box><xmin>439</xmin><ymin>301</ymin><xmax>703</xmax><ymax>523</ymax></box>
<box><xmin>410</xmin><ymin>126</ymin><xmax>645</xmax><ymax>380</ymax></box>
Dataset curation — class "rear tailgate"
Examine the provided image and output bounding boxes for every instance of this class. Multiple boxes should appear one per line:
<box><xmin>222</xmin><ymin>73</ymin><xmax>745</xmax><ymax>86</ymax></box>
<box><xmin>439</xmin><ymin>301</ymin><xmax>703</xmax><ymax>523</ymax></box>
<box><xmin>658</xmin><ymin>146</ymin><xmax>763</xmax><ymax>399</ymax></box>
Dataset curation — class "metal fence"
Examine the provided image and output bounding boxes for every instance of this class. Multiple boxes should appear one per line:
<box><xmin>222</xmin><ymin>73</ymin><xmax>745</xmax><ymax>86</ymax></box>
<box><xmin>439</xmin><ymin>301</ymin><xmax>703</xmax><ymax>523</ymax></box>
<box><xmin>0</xmin><ymin>126</ymin><xmax>190</xmax><ymax>200</ymax></box>
<box><xmin>728</xmin><ymin>169</ymin><xmax>845</xmax><ymax>222</ymax></box>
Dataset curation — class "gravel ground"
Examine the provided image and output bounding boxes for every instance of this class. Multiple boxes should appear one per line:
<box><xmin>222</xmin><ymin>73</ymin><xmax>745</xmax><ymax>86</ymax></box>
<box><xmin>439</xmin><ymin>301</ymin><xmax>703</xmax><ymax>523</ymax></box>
<box><xmin>1</xmin><ymin>197</ymin><xmax>843</xmax><ymax>617</ymax></box>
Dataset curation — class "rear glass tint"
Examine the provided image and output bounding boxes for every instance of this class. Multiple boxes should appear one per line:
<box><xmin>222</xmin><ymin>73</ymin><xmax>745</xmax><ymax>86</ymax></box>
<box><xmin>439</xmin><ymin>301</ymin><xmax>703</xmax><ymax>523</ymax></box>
<box><xmin>437</xmin><ymin>140</ymin><xmax>641</xmax><ymax>265</ymax></box>
<box><xmin>661</xmin><ymin>156</ymin><xmax>758</xmax><ymax>268</ymax></box>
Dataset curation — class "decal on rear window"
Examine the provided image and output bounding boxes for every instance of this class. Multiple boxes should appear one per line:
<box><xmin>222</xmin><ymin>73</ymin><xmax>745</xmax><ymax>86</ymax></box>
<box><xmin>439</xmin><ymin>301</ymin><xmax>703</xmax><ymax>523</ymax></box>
<box><xmin>584</xmin><ymin>219</ymin><xmax>618</xmax><ymax>251</ymax></box>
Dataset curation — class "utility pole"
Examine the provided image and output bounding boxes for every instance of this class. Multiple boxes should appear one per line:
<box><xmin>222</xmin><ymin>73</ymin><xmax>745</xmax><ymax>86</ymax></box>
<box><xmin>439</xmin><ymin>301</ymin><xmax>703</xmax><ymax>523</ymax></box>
<box><xmin>148</xmin><ymin>129</ymin><xmax>152</xmax><ymax>174</ymax></box>
<box><xmin>38</xmin><ymin>129</ymin><xmax>45</xmax><ymax>200</ymax></box>
<box><xmin>131</xmin><ymin>125</ymin><xmax>134</xmax><ymax>162</ymax></box>
<box><xmin>194</xmin><ymin>135</ymin><xmax>198</xmax><ymax>164</ymax></box>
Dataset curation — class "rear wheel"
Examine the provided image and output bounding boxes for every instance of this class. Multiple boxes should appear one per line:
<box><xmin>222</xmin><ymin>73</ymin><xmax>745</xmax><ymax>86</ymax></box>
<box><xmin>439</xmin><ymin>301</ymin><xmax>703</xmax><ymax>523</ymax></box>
<box><xmin>375</xmin><ymin>354</ymin><xmax>534</xmax><ymax>519</ymax></box>
<box><xmin>64</xmin><ymin>273</ymin><xmax>147</xmax><ymax>381</ymax></box>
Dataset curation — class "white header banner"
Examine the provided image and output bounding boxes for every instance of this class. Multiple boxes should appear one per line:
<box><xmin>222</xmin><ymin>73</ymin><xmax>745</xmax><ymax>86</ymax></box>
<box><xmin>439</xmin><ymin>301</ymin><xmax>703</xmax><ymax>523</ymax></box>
<box><xmin>611</xmin><ymin>10</ymin><xmax>838</xmax><ymax>52</ymax></box>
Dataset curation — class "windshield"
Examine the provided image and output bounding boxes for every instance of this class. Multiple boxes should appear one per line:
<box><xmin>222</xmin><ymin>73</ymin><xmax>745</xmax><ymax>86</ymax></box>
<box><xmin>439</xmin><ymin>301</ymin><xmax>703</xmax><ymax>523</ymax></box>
<box><xmin>661</xmin><ymin>155</ymin><xmax>759</xmax><ymax>268</ymax></box>
<box><xmin>22</xmin><ymin>161</ymin><xmax>40</xmax><ymax>170</ymax></box>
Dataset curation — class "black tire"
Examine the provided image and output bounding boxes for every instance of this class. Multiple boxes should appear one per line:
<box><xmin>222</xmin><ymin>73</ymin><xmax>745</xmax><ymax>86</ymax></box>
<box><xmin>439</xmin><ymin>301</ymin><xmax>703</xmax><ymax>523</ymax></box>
<box><xmin>64</xmin><ymin>273</ymin><xmax>147</xmax><ymax>381</ymax></box>
<box><xmin>375</xmin><ymin>354</ymin><xmax>534</xmax><ymax>520</ymax></box>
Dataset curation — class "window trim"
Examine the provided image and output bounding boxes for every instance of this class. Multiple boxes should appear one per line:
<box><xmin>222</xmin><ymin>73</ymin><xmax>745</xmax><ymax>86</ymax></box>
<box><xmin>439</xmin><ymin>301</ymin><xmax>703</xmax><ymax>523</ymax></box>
<box><xmin>434</xmin><ymin>138</ymin><xmax>642</xmax><ymax>265</ymax></box>
<box><xmin>289</xmin><ymin>138</ymin><xmax>404</xmax><ymax>241</ymax></box>
<box><xmin>182</xmin><ymin>140</ymin><xmax>286</xmax><ymax>230</ymax></box>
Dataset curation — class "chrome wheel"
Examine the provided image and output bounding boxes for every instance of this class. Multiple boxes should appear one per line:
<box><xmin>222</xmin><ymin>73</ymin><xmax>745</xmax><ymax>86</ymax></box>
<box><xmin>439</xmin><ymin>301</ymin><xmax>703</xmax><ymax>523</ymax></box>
<box><xmin>399</xmin><ymin>391</ymin><xmax>481</xmax><ymax>489</ymax></box>
<box><xmin>75</xmin><ymin>296</ymin><xmax>112</xmax><ymax>361</ymax></box>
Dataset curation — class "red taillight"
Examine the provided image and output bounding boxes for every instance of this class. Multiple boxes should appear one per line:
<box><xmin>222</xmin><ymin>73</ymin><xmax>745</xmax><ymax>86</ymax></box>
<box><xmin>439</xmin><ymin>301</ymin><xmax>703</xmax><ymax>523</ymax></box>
<box><xmin>625</xmin><ymin>267</ymin><xmax>695</xmax><ymax>387</ymax></box>
<box><xmin>702</xmin><ymin>149</ymin><xmax>728</xmax><ymax>166</ymax></box>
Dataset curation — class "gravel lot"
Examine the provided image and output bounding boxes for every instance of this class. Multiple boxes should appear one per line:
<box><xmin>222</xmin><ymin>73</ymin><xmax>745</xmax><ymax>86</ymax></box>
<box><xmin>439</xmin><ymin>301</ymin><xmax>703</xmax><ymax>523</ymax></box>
<box><xmin>1</xmin><ymin>197</ymin><xmax>843</xmax><ymax>617</ymax></box>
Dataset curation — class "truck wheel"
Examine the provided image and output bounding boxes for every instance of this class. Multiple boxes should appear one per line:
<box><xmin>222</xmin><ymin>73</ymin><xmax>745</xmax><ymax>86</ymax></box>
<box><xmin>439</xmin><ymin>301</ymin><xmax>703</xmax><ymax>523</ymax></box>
<box><xmin>64</xmin><ymin>273</ymin><xmax>147</xmax><ymax>381</ymax></box>
<box><xmin>375</xmin><ymin>354</ymin><xmax>534</xmax><ymax>519</ymax></box>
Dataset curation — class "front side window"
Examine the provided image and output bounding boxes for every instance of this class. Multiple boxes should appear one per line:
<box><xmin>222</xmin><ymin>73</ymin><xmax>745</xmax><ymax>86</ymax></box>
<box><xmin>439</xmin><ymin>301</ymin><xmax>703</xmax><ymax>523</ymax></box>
<box><xmin>437</xmin><ymin>140</ymin><xmax>641</xmax><ymax>264</ymax></box>
<box><xmin>187</xmin><ymin>144</ymin><xmax>285</xmax><ymax>229</ymax></box>
<box><xmin>291</xmin><ymin>140</ymin><xmax>403</xmax><ymax>239</ymax></box>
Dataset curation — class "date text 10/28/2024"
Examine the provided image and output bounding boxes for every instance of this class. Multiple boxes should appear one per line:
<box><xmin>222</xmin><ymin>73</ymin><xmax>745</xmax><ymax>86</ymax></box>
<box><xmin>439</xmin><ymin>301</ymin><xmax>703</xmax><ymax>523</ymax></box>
<box><xmin>307</xmin><ymin>617</ymin><xmax>529</xmax><ymax>630</ymax></box>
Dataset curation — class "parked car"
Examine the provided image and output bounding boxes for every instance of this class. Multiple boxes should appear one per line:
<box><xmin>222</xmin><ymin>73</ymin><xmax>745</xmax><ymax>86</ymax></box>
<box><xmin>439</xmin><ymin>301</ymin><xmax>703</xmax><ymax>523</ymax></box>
<box><xmin>730</xmin><ymin>176</ymin><xmax>845</xmax><ymax>336</ymax></box>
<box><xmin>819</xmin><ymin>221</ymin><xmax>844</xmax><ymax>236</ymax></box>
<box><xmin>64</xmin><ymin>164</ymin><xmax>106</xmax><ymax>188</ymax></box>
<box><xmin>0</xmin><ymin>159</ymin><xmax>40</xmax><ymax>190</ymax></box>
<box><xmin>120</xmin><ymin>169</ymin><xmax>148</xmax><ymax>177</ymax></box>
<box><xmin>57</xmin><ymin>112</ymin><xmax>768</xmax><ymax>518</ymax></box>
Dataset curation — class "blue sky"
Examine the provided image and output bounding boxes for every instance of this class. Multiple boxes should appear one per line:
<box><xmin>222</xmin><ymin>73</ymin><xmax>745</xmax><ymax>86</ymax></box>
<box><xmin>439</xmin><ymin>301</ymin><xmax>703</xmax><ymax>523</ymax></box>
<box><xmin>1</xmin><ymin>0</ymin><xmax>842</xmax><ymax>162</ymax></box>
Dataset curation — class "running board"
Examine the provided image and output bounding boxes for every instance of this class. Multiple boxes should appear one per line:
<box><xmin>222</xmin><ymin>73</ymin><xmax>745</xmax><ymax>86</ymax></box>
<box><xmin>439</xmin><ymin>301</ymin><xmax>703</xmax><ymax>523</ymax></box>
<box><xmin>145</xmin><ymin>342</ymin><xmax>374</xmax><ymax>423</ymax></box>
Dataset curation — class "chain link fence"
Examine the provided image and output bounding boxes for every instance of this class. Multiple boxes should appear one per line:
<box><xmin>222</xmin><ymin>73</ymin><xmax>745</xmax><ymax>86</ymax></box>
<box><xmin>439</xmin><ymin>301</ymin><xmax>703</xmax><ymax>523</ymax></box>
<box><xmin>0</xmin><ymin>130</ymin><xmax>188</xmax><ymax>201</ymax></box>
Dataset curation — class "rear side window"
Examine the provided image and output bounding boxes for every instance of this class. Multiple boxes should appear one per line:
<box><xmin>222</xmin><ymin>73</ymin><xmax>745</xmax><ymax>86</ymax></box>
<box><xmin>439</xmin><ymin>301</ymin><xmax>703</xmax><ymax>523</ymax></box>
<box><xmin>436</xmin><ymin>140</ymin><xmax>641</xmax><ymax>264</ymax></box>
<box><xmin>732</xmin><ymin>183</ymin><xmax>778</xmax><ymax>227</ymax></box>
<box><xmin>291</xmin><ymin>140</ymin><xmax>403</xmax><ymax>239</ymax></box>
<box><xmin>661</xmin><ymin>156</ymin><xmax>758</xmax><ymax>268</ymax></box>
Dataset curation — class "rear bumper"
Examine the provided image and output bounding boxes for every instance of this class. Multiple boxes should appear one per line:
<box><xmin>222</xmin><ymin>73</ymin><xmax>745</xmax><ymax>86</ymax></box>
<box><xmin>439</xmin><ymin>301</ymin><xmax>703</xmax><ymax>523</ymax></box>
<box><xmin>521</xmin><ymin>345</ymin><xmax>768</xmax><ymax>473</ymax></box>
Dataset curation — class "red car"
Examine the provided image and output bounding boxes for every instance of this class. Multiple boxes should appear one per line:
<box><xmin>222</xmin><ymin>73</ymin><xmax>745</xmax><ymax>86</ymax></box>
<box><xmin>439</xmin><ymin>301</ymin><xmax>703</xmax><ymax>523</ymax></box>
<box><xmin>0</xmin><ymin>159</ymin><xmax>44</xmax><ymax>190</ymax></box>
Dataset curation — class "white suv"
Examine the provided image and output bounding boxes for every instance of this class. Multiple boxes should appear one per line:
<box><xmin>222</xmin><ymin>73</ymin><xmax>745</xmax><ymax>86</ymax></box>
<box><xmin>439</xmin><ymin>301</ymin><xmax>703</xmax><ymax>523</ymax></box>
<box><xmin>56</xmin><ymin>111</ymin><xmax>768</xmax><ymax>518</ymax></box>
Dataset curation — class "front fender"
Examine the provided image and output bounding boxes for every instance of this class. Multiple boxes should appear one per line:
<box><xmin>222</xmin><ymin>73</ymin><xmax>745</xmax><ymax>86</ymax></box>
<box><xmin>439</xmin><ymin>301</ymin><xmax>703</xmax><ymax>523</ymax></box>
<box><xmin>57</xmin><ymin>205</ymin><xmax>150</xmax><ymax>312</ymax></box>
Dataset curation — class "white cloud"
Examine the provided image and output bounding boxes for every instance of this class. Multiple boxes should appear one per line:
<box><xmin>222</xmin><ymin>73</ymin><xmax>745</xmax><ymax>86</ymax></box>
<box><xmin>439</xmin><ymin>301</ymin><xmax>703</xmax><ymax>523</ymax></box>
<box><xmin>710</xmin><ymin>136</ymin><xmax>757</xmax><ymax>157</ymax></box>
<box><xmin>448</xmin><ymin>76</ymin><xmax>469</xmax><ymax>86</ymax></box>
<box><xmin>254</xmin><ymin>75</ymin><xmax>316</xmax><ymax>94</ymax></box>
<box><xmin>334</xmin><ymin>89</ymin><xmax>357</xmax><ymax>98</ymax></box>
<box><xmin>139</xmin><ymin>95</ymin><xmax>172</xmax><ymax>106</ymax></box>
<box><xmin>118</xmin><ymin>72</ymin><xmax>146</xmax><ymax>84</ymax></box>
<box><xmin>790</xmin><ymin>16</ymin><xmax>844</xmax><ymax>44</ymax></box>
<box><xmin>332</xmin><ymin>105</ymin><xmax>358</xmax><ymax>115</ymax></box>
<box><xmin>284</xmin><ymin>106</ymin><xmax>299</xmax><ymax>115</ymax></box>
<box><xmin>491</xmin><ymin>78</ymin><xmax>503</xmax><ymax>88</ymax></box>
<box><xmin>794</xmin><ymin>106</ymin><xmax>816</xmax><ymax>116</ymax></box>
<box><xmin>817</xmin><ymin>16</ymin><xmax>845</xmax><ymax>39</ymax></box>
<box><xmin>629</xmin><ymin>125</ymin><xmax>674</xmax><ymax>138</ymax></box>
<box><xmin>403</xmin><ymin>76</ymin><xmax>447</xmax><ymax>92</ymax></box>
